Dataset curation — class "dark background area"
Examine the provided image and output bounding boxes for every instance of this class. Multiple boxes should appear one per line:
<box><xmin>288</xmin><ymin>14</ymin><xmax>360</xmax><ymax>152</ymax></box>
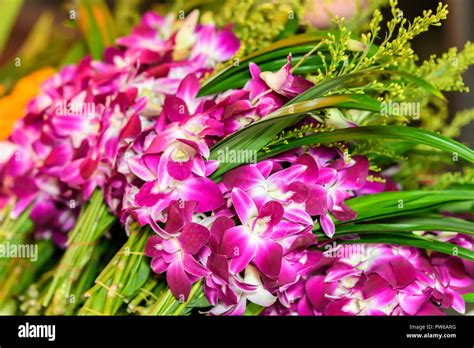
<box><xmin>1</xmin><ymin>0</ymin><xmax>473</xmax><ymax>145</ymax></box>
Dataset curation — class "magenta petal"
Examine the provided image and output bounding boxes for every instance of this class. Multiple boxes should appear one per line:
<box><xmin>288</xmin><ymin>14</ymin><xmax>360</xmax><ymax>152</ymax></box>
<box><xmin>451</xmin><ymin>291</ymin><xmax>465</xmax><ymax>314</ymax></box>
<box><xmin>399</xmin><ymin>293</ymin><xmax>429</xmax><ymax>315</ymax></box>
<box><xmin>222</xmin><ymin>164</ymin><xmax>264</xmax><ymax>191</ymax></box>
<box><xmin>331</xmin><ymin>203</ymin><xmax>357</xmax><ymax>222</ymax></box>
<box><xmin>229</xmin><ymin>244</ymin><xmax>256</xmax><ymax>274</ymax></box>
<box><xmin>166</xmin><ymin>157</ymin><xmax>193</xmax><ymax>180</ymax></box>
<box><xmin>182</xmin><ymin>254</ymin><xmax>210</xmax><ymax>277</ymax></box>
<box><xmin>208</xmin><ymin>253</ymin><xmax>230</xmax><ymax>281</ymax></box>
<box><xmin>163</xmin><ymin>96</ymin><xmax>189</xmax><ymax>122</ymax></box>
<box><xmin>372</xmin><ymin>256</ymin><xmax>417</xmax><ymax>289</ymax></box>
<box><xmin>135</xmin><ymin>181</ymin><xmax>164</xmax><ymax>207</ymax></box>
<box><xmin>258</xmin><ymin>200</ymin><xmax>284</xmax><ymax>227</ymax></box>
<box><xmin>305</xmin><ymin>185</ymin><xmax>328</xmax><ymax>216</ymax></box>
<box><xmin>284</xmin><ymin>207</ymin><xmax>313</xmax><ymax>226</ymax></box>
<box><xmin>163</xmin><ymin>202</ymin><xmax>185</xmax><ymax>233</ymax></box>
<box><xmin>305</xmin><ymin>275</ymin><xmax>326</xmax><ymax>312</ymax></box>
<box><xmin>415</xmin><ymin>302</ymin><xmax>445</xmax><ymax>315</ymax></box>
<box><xmin>338</xmin><ymin>156</ymin><xmax>369</xmax><ymax>190</ymax></box>
<box><xmin>176</xmin><ymin>177</ymin><xmax>224</xmax><ymax>212</ymax></box>
<box><xmin>128</xmin><ymin>156</ymin><xmax>155</xmax><ymax>181</ymax></box>
<box><xmin>44</xmin><ymin>143</ymin><xmax>72</xmax><ymax>167</ymax></box>
<box><xmin>326</xmin><ymin>262</ymin><xmax>361</xmax><ymax>282</ymax></box>
<box><xmin>120</xmin><ymin>113</ymin><xmax>142</xmax><ymax>139</ymax></box>
<box><xmin>268</xmin><ymin>165</ymin><xmax>307</xmax><ymax>186</ymax></box>
<box><xmin>210</xmin><ymin>216</ymin><xmax>235</xmax><ymax>250</ymax></box>
<box><xmin>178</xmin><ymin>222</ymin><xmax>210</xmax><ymax>255</ymax></box>
<box><xmin>221</xmin><ymin>226</ymin><xmax>256</xmax><ymax>274</ymax></box>
<box><xmin>151</xmin><ymin>257</ymin><xmax>168</xmax><ymax>274</ymax></box>
<box><xmin>167</xmin><ymin>261</ymin><xmax>191</xmax><ymax>300</ymax></box>
<box><xmin>214</xmin><ymin>29</ymin><xmax>240</xmax><ymax>61</ymax></box>
<box><xmin>177</xmin><ymin>74</ymin><xmax>200</xmax><ymax>106</ymax></box>
<box><xmin>221</xmin><ymin>226</ymin><xmax>250</xmax><ymax>258</ymax></box>
<box><xmin>254</xmin><ymin>241</ymin><xmax>283</xmax><ymax>278</ymax></box>
<box><xmin>51</xmin><ymin>115</ymin><xmax>88</xmax><ymax>136</ymax></box>
<box><xmin>231</xmin><ymin>188</ymin><xmax>258</xmax><ymax>225</ymax></box>
<box><xmin>316</xmin><ymin>168</ymin><xmax>337</xmax><ymax>185</ymax></box>
<box><xmin>144</xmin><ymin>235</ymin><xmax>163</xmax><ymax>257</ymax></box>
<box><xmin>79</xmin><ymin>157</ymin><xmax>98</xmax><ymax>179</ymax></box>
<box><xmin>294</xmin><ymin>154</ymin><xmax>319</xmax><ymax>183</ymax></box>
<box><xmin>320</xmin><ymin>214</ymin><xmax>335</xmax><ymax>238</ymax></box>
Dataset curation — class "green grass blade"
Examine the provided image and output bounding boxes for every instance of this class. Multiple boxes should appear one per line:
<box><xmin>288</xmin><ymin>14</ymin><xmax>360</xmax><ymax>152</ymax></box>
<box><xmin>77</xmin><ymin>0</ymin><xmax>116</xmax><ymax>59</ymax></box>
<box><xmin>289</xmin><ymin>69</ymin><xmax>444</xmax><ymax>105</ymax></box>
<box><xmin>259</xmin><ymin>126</ymin><xmax>474</xmax><ymax>164</ymax></box>
<box><xmin>209</xmin><ymin>94</ymin><xmax>381</xmax><ymax>179</ymax></box>
<box><xmin>315</xmin><ymin>215</ymin><xmax>474</xmax><ymax>236</ymax></box>
<box><xmin>0</xmin><ymin>0</ymin><xmax>24</xmax><ymax>53</ymax></box>
<box><xmin>338</xmin><ymin>233</ymin><xmax>474</xmax><ymax>261</ymax></box>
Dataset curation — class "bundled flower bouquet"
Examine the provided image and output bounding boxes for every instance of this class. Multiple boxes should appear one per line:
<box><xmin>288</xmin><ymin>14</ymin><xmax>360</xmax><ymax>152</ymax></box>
<box><xmin>1</xmin><ymin>0</ymin><xmax>474</xmax><ymax>317</ymax></box>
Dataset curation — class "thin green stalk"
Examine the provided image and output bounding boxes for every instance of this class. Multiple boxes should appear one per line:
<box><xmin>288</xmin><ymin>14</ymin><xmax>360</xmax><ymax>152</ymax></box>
<box><xmin>79</xmin><ymin>225</ymin><xmax>151</xmax><ymax>315</ymax></box>
<box><xmin>41</xmin><ymin>190</ymin><xmax>114</xmax><ymax>314</ymax></box>
<box><xmin>144</xmin><ymin>280</ymin><xmax>202</xmax><ymax>316</ymax></box>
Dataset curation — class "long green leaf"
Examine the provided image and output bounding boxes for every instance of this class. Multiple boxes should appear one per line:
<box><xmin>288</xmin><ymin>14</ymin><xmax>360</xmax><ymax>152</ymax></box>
<box><xmin>315</xmin><ymin>215</ymin><xmax>474</xmax><ymax>237</ymax></box>
<box><xmin>199</xmin><ymin>53</ymin><xmax>327</xmax><ymax>96</ymax></box>
<box><xmin>338</xmin><ymin>233</ymin><xmax>474</xmax><ymax>261</ymax></box>
<box><xmin>344</xmin><ymin>190</ymin><xmax>474</xmax><ymax>222</ymax></box>
<box><xmin>209</xmin><ymin>94</ymin><xmax>381</xmax><ymax>179</ymax></box>
<box><xmin>463</xmin><ymin>293</ymin><xmax>474</xmax><ymax>303</ymax></box>
<box><xmin>77</xmin><ymin>0</ymin><xmax>116</xmax><ymax>59</ymax></box>
<box><xmin>0</xmin><ymin>0</ymin><xmax>24</xmax><ymax>53</ymax></box>
<box><xmin>289</xmin><ymin>69</ymin><xmax>444</xmax><ymax>105</ymax></box>
<box><xmin>259</xmin><ymin>126</ymin><xmax>474</xmax><ymax>164</ymax></box>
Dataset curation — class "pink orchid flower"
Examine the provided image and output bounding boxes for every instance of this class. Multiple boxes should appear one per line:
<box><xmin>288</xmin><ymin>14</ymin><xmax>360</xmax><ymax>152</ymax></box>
<box><xmin>220</xmin><ymin>188</ymin><xmax>310</xmax><ymax>279</ymax></box>
<box><xmin>144</xmin><ymin>201</ymin><xmax>211</xmax><ymax>300</ymax></box>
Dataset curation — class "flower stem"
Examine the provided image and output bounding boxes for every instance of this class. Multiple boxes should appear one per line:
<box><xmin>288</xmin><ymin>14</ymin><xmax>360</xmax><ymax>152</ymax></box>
<box><xmin>79</xmin><ymin>225</ymin><xmax>151</xmax><ymax>315</ymax></box>
<box><xmin>0</xmin><ymin>205</ymin><xmax>34</xmax><ymax>307</ymax></box>
<box><xmin>144</xmin><ymin>280</ymin><xmax>203</xmax><ymax>316</ymax></box>
<box><xmin>41</xmin><ymin>190</ymin><xmax>114</xmax><ymax>314</ymax></box>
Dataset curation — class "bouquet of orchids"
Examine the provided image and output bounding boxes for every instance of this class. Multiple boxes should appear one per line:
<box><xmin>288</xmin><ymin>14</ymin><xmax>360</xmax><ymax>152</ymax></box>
<box><xmin>1</xmin><ymin>0</ymin><xmax>474</xmax><ymax>317</ymax></box>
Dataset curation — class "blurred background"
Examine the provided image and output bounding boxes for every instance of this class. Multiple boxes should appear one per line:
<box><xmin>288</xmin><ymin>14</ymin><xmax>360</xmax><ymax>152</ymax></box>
<box><xmin>1</xmin><ymin>0</ymin><xmax>473</xmax><ymax>144</ymax></box>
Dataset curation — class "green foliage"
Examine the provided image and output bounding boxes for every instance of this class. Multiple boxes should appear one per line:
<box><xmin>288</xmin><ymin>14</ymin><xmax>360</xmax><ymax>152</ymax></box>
<box><xmin>417</xmin><ymin>42</ymin><xmax>474</xmax><ymax>93</ymax></box>
<box><xmin>77</xmin><ymin>0</ymin><xmax>117</xmax><ymax>60</ymax></box>
<box><xmin>0</xmin><ymin>0</ymin><xmax>24</xmax><ymax>53</ymax></box>
<box><xmin>214</xmin><ymin>0</ymin><xmax>304</xmax><ymax>56</ymax></box>
<box><xmin>442</xmin><ymin>108</ymin><xmax>474</xmax><ymax>139</ymax></box>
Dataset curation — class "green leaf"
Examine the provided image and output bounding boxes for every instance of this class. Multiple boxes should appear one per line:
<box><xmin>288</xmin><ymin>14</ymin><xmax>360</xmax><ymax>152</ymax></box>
<box><xmin>338</xmin><ymin>233</ymin><xmax>474</xmax><ymax>261</ymax></box>
<box><xmin>209</xmin><ymin>94</ymin><xmax>381</xmax><ymax>179</ymax></box>
<box><xmin>275</xmin><ymin>15</ymin><xmax>299</xmax><ymax>40</ymax></box>
<box><xmin>316</xmin><ymin>215</ymin><xmax>474</xmax><ymax>237</ymax></box>
<box><xmin>343</xmin><ymin>190</ymin><xmax>474</xmax><ymax>223</ymax></box>
<box><xmin>244</xmin><ymin>302</ymin><xmax>265</xmax><ymax>316</ymax></box>
<box><xmin>463</xmin><ymin>293</ymin><xmax>474</xmax><ymax>303</ymax></box>
<box><xmin>198</xmin><ymin>32</ymin><xmax>331</xmax><ymax>96</ymax></box>
<box><xmin>17</xmin><ymin>11</ymin><xmax>55</xmax><ymax>68</ymax></box>
<box><xmin>289</xmin><ymin>69</ymin><xmax>444</xmax><ymax>105</ymax></box>
<box><xmin>199</xmin><ymin>53</ymin><xmax>326</xmax><ymax>96</ymax></box>
<box><xmin>77</xmin><ymin>0</ymin><xmax>116</xmax><ymax>59</ymax></box>
<box><xmin>259</xmin><ymin>126</ymin><xmax>474</xmax><ymax>164</ymax></box>
<box><xmin>0</xmin><ymin>0</ymin><xmax>24</xmax><ymax>53</ymax></box>
<box><xmin>121</xmin><ymin>257</ymin><xmax>150</xmax><ymax>297</ymax></box>
<box><xmin>61</xmin><ymin>41</ymin><xmax>88</xmax><ymax>66</ymax></box>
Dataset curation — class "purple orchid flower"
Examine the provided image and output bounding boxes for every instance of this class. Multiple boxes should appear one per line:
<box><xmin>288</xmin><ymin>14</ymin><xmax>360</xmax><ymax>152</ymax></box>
<box><xmin>220</xmin><ymin>188</ymin><xmax>312</xmax><ymax>279</ymax></box>
<box><xmin>144</xmin><ymin>201</ymin><xmax>211</xmax><ymax>300</ymax></box>
<box><xmin>259</xmin><ymin>55</ymin><xmax>314</xmax><ymax>98</ymax></box>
